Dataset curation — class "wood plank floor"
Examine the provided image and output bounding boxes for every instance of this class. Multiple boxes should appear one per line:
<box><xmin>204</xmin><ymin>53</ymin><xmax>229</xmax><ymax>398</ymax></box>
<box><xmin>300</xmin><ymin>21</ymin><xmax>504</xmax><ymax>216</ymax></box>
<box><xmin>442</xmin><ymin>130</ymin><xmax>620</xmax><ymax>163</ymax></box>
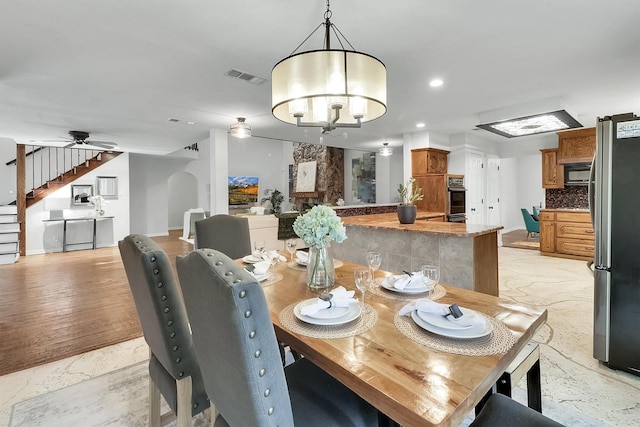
<box><xmin>0</xmin><ymin>230</ymin><xmax>193</xmax><ymax>376</ymax></box>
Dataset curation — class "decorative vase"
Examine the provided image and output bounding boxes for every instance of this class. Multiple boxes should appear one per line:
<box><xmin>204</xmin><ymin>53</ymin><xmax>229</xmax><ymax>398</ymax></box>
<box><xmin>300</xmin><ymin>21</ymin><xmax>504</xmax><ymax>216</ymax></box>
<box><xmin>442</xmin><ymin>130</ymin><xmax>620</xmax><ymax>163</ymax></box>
<box><xmin>397</xmin><ymin>205</ymin><xmax>417</xmax><ymax>224</ymax></box>
<box><xmin>306</xmin><ymin>244</ymin><xmax>336</xmax><ymax>290</ymax></box>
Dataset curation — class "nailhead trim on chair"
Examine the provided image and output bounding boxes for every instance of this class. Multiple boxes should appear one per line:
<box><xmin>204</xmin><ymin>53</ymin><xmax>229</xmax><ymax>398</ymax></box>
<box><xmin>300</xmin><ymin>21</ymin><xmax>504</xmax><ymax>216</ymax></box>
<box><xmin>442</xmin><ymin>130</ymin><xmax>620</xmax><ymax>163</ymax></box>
<box><xmin>123</xmin><ymin>235</ymin><xmax>211</xmax><ymax>417</ymax></box>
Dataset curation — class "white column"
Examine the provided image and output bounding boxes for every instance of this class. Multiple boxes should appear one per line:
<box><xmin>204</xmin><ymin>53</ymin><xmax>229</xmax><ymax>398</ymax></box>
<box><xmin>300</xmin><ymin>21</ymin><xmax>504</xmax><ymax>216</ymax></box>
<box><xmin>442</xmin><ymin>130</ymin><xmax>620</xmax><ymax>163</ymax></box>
<box><xmin>209</xmin><ymin>128</ymin><xmax>229</xmax><ymax>215</ymax></box>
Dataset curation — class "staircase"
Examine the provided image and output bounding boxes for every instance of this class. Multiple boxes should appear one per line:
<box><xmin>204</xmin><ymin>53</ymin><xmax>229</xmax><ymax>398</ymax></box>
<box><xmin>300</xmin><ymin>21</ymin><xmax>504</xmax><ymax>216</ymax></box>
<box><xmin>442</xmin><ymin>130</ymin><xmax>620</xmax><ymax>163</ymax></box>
<box><xmin>24</xmin><ymin>150</ymin><xmax>122</xmax><ymax>208</ymax></box>
<box><xmin>0</xmin><ymin>205</ymin><xmax>20</xmax><ymax>264</ymax></box>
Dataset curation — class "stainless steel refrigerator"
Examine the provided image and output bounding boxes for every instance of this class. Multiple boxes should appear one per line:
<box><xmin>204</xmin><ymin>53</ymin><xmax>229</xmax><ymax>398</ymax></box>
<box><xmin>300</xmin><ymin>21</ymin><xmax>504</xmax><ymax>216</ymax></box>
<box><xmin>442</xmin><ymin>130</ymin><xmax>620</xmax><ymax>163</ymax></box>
<box><xmin>591</xmin><ymin>112</ymin><xmax>640</xmax><ymax>376</ymax></box>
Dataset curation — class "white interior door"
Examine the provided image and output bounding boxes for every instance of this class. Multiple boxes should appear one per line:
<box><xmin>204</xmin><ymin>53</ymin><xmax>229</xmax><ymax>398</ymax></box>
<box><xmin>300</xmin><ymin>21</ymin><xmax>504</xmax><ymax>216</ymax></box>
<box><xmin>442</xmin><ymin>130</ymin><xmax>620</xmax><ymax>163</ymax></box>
<box><xmin>466</xmin><ymin>151</ymin><xmax>486</xmax><ymax>224</ymax></box>
<box><xmin>486</xmin><ymin>156</ymin><xmax>501</xmax><ymax>226</ymax></box>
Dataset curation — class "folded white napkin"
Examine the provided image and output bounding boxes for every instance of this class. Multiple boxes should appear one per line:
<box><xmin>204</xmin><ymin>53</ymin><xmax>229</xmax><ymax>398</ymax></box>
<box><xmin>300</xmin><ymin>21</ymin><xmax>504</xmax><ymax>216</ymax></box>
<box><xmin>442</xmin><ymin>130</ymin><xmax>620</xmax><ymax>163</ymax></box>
<box><xmin>251</xmin><ymin>261</ymin><xmax>271</xmax><ymax>276</ymax></box>
<box><xmin>296</xmin><ymin>251</ymin><xmax>309</xmax><ymax>263</ymax></box>
<box><xmin>392</xmin><ymin>273</ymin><xmax>424</xmax><ymax>290</ymax></box>
<box><xmin>300</xmin><ymin>286</ymin><xmax>357</xmax><ymax>316</ymax></box>
<box><xmin>399</xmin><ymin>299</ymin><xmax>485</xmax><ymax>328</ymax></box>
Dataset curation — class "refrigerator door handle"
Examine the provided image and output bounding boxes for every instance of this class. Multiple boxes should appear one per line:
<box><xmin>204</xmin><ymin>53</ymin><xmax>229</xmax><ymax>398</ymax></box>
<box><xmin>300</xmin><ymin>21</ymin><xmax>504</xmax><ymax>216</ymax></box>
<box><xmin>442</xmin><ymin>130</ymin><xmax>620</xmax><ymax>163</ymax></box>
<box><xmin>589</xmin><ymin>154</ymin><xmax>596</xmax><ymax>228</ymax></box>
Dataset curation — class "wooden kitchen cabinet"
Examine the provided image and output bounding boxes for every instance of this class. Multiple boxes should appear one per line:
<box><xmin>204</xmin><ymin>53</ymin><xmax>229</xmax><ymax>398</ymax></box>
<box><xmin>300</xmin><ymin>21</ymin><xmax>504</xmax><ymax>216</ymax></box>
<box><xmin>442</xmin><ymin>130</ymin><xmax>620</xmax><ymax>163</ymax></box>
<box><xmin>414</xmin><ymin>175</ymin><xmax>446</xmax><ymax>213</ymax></box>
<box><xmin>539</xmin><ymin>209</ymin><xmax>594</xmax><ymax>260</ymax></box>
<box><xmin>557</xmin><ymin>127</ymin><xmax>596</xmax><ymax>164</ymax></box>
<box><xmin>539</xmin><ymin>211</ymin><xmax>556</xmax><ymax>253</ymax></box>
<box><xmin>541</xmin><ymin>148</ymin><xmax>564</xmax><ymax>189</ymax></box>
<box><xmin>411</xmin><ymin>148</ymin><xmax>450</xmax><ymax>175</ymax></box>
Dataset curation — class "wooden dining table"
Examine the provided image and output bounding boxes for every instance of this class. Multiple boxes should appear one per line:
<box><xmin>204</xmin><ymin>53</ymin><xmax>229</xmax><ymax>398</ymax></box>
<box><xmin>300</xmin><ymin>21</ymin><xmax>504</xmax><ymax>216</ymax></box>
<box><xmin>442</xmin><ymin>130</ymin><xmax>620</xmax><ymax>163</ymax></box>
<box><xmin>256</xmin><ymin>256</ymin><xmax>547</xmax><ymax>427</ymax></box>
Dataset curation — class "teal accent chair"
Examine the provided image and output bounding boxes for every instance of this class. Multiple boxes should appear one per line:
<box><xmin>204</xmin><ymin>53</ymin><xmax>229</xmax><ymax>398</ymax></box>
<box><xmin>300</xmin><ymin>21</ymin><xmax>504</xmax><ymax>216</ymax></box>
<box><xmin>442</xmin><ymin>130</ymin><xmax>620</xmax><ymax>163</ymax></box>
<box><xmin>533</xmin><ymin>206</ymin><xmax>540</xmax><ymax>218</ymax></box>
<box><xmin>521</xmin><ymin>209</ymin><xmax>540</xmax><ymax>240</ymax></box>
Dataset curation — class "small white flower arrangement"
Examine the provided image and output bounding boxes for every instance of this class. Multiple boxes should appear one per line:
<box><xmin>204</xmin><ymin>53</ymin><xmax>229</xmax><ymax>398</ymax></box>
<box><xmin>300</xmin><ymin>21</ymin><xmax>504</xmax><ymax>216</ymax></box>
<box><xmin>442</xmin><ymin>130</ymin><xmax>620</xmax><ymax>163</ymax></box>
<box><xmin>89</xmin><ymin>195</ymin><xmax>108</xmax><ymax>216</ymax></box>
<box><xmin>293</xmin><ymin>205</ymin><xmax>347</xmax><ymax>248</ymax></box>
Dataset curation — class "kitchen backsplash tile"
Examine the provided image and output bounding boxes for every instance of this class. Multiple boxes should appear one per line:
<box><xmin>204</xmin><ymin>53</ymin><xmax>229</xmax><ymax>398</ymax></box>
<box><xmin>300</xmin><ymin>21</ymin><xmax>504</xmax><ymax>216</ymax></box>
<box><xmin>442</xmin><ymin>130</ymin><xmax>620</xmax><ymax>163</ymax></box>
<box><xmin>546</xmin><ymin>186</ymin><xmax>588</xmax><ymax>209</ymax></box>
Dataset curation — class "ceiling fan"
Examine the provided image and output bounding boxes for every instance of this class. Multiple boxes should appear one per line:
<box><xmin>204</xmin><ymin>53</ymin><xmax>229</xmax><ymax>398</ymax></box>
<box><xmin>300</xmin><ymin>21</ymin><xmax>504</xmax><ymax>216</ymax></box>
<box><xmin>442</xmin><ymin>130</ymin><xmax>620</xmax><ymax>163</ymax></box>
<box><xmin>35</xmin><ymin>130</ymin><xmax>118</xmax><ymax>149</ymax></box>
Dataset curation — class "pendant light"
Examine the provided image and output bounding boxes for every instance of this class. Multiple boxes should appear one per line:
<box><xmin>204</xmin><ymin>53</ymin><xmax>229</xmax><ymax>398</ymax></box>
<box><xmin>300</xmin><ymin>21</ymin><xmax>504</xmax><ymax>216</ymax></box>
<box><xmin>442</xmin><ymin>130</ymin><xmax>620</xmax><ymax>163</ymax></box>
<box><xmin>271</xmin><ymin>0</ymin><xmax>387</xmax><ymax>134</ymax></box>
<box><xmin>230</xmin><ymin>117</ymin><xmax>251</xmax><ymax>138</ymax></box>
<box><xmin>378</xmin><ymin>142</ymin><xmax>393</xmax><ymax>156</ymax></box>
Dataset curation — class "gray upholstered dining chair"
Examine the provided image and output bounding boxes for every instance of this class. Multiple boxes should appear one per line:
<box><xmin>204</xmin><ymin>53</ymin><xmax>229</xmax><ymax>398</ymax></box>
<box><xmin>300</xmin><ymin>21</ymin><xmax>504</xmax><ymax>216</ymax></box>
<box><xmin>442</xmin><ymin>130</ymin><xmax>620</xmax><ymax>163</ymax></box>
<box><xmin>119</xmin><ymin>234</ymin><xmax>213</xmax><ymax>427</ymax></box>
<box><xmin>176</xmin><ymin>248</ymin><xmax>379</xmax><ymax>427</ymax></box>
<box><xmin>194</xmin><ymin>214</ymin><xmax>251</xmax><ymax>260</ymax></box>
<box><xmin>471</xmin><ymin>393</ymin><xmax>563</xmax><ymax>426</ymax></box>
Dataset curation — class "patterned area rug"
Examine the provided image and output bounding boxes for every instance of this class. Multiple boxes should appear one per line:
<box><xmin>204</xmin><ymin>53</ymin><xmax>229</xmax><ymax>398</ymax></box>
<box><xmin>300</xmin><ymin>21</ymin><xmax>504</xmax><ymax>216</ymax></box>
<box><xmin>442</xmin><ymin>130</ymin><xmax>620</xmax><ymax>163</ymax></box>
<box><xmin>10</xmin><ymin>356</ymin><xmax>601</xmax><ymax>427</ymax></box>
<box><xmin>9</xmin><ymin>362</ymin><xmax>208</xmax><ymax>427</ymax></box>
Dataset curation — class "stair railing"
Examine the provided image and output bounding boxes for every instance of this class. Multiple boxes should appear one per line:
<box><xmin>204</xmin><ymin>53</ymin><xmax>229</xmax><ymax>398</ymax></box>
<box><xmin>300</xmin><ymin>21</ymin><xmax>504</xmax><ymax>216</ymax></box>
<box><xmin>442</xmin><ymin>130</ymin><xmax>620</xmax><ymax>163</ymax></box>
<box><xmin>7</xmin><ymin>145</ymin><xmax>103</xmax><ymax>198</ymax></box>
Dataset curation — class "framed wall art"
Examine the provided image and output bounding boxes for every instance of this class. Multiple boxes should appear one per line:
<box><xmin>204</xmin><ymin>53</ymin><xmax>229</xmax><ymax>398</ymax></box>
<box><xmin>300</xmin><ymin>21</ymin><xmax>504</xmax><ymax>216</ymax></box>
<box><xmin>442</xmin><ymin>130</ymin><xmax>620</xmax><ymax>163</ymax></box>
<box><xmin>71</xmin><ymin>184</ymin><xmax>93</xmax><ymax>206</ymax></box>
<box><xmin>296</xmin><ymin>161</ymin><xmax>317</xmax><ymax>192</ymax></box>
<box><xmin>96</xmin><ymin>176</ymin><xmax>118</xmax><ymax>199</ymax></box>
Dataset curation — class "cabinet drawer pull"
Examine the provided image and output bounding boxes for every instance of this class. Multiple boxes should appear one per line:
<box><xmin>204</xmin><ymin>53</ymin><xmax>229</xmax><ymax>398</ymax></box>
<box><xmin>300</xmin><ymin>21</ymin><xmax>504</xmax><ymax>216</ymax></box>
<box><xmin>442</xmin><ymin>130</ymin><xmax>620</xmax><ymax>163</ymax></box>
<box><xmin>584</xmin><ymin>230</ymin><xmax>594</xmax><ymax>234</ymax></box>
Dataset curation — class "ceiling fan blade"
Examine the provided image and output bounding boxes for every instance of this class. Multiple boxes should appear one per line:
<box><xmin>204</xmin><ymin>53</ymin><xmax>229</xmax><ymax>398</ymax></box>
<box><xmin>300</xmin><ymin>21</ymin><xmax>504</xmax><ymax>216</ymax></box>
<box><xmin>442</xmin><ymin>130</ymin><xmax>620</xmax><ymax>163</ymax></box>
<box><xmin>87</xmin><ymin>142</ymin><xmax>116</xmax><ymax>149</ymax></box>
<box><xmin>64</xmin><ymin>142</ymin><xmax>77</xmax><ymax>148</ymax></box>
<box><xmin>86</xmin><ymin>139</ymin><xmax>117</xmax><ymax>146</ymax></box>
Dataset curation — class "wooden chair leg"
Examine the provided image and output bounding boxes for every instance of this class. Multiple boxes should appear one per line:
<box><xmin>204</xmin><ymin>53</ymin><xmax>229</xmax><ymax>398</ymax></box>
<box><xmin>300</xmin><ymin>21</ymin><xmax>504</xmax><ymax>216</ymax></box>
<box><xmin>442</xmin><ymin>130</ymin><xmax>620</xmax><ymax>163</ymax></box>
<box><xmin>176</xmin><ymin>376</ymin><xmax>193</xmax><ymax>427</ymax></box>
<box><xmin>149</xmin><ymin>377</ymin><xmax>162</xmax><ymax>427</ymax></box>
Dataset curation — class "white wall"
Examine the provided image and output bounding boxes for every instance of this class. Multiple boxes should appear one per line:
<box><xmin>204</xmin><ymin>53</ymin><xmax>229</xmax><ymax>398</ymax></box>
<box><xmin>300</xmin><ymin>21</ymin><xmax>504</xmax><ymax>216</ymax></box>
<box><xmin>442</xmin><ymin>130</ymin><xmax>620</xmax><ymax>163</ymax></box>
<box><xmin>0</xmin><ymin>139</ymin><xmax>18</xmax><ymax>205</ymax></box>
<box><xmin>27</xmin><ymin>152</ymin><xmax>131</xmax><ymax>254</ymax></box>
<box><xmin>228</xmin><ymin>135</ymin><xmax>288</xmax><ymax>210</ymax></box>
<box><xmin>167</xmin><ymin>171</ymin><xmax>198</xmax><ymax>229</ymax></box>
<box><xmin>499</xmin><ymin>154</ymin><xmax>545</xmax><ymax>232</ymax></box>
<box><xmin>129</xmin><ymin>153</ymin><xmax>192</xmax><ymax>236</ymax></box>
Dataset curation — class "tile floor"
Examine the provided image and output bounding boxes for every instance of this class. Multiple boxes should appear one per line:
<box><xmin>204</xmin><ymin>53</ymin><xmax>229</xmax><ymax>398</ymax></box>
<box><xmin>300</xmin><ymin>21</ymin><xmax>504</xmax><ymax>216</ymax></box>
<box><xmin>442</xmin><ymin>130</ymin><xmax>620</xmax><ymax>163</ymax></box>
<box><xmin>1</xmin><ymin>245</ymin><xmax>639</xmax><ymax>426</ymax></box>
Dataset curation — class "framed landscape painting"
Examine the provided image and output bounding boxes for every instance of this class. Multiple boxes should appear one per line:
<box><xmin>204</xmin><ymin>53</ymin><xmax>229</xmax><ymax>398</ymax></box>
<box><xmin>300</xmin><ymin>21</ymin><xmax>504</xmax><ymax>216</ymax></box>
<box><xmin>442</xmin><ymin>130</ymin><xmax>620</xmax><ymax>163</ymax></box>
<box><xmin>228</xmin><ymin>176</ymin><xmax>259</xmax><ymax>205</ymax></box>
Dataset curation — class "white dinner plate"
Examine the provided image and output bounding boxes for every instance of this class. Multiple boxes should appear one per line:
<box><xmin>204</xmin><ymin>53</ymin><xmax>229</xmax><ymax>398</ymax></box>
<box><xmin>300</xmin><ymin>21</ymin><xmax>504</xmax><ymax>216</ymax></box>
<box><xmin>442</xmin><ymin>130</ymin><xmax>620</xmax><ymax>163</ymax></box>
<box><xmin>416</xmin><ymin>307</ymin><xmax>477</xmax><ymax>330</ymax></box>
<box><xmin>294</xmin><ymin>299</ymin><xmax>361</xmax><ymax>325</ymax></box>
<box><xmin>295</xmin><ymin>257</ymin><xmax>308</xmax><ymax>266</ymax></box>
<box><xmin>411</xmin><ymin>310</ymin><xmax>493</xmax><ymax>339</ymax></box>
<box><xmin>380</xmin><ymin>275</ymin><xmax>430</xmax><ymax>294</ymax></box>
<box><xmin>242</xmin><ymin>255</ymin><xmax>263</xmax><ymax>264</ymax></box>
<box><xmin>249</xmin><ymin>271</ymin><xmax>272</xmax><ymax>282</ymax></box>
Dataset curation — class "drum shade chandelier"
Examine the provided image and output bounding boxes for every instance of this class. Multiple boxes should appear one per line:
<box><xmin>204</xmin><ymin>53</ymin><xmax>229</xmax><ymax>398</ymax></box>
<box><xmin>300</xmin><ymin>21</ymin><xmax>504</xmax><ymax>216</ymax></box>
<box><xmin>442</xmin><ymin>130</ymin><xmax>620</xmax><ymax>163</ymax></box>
<box><xmin>271</xmin><ymin>1</ymin><xmax>387</xmax><ymax>134</ymax></box>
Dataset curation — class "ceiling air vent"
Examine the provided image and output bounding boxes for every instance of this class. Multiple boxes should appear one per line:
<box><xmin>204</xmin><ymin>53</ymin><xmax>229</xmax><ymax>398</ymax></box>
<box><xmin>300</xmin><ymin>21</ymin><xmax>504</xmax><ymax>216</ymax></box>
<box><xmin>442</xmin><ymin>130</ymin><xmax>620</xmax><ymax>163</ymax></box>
<box><xmin>225</xmin><ymin>69</ymin><xmax>267</xmax><ymax>85</ymax></box>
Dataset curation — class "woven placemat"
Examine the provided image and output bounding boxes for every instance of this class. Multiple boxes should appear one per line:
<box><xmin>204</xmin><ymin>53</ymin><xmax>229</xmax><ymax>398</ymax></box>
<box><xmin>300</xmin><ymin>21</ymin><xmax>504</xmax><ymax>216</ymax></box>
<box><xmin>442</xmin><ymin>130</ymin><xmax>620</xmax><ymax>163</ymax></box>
<box><xmin>394</xmin><ymin>312</ymin><xmax>517</xmax><ymax>356</ymax></box>
<box><xmin>260</xmin><ymin>272</ymin><xmax>283</xmax><ymax>287</ymax></box>
<box><xmin>286</xmin><ymin>260</ymin><xmax>344</xmax><ymax>271</ymax></box>
<box><xmin>279</xmin><ymin>303</ymin><xmax>378</xmax><ymax>339</ymax></box>
<box><xmin>370</xmin><ymin>282</ymin><xmax>447</xmax><ymax>301</ymax></box>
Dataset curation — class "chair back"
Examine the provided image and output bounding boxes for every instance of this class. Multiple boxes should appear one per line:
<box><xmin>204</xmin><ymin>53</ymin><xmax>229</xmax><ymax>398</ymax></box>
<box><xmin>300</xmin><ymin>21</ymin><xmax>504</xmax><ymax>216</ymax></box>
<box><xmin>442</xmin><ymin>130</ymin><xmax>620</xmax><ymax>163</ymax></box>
<box><xmin>119</xmin><ymin>234</ymin><xmax>199</xmax><ymax>380</ymax></box>
<box><xmin>520</xmin><ymin>208</ymin><xmax>540</xmax><ymax>233</ymax></box>
<box><xmin>194</xmin><ymin>214</ymin><xmax>251</xmax><ymax>260</ymax></box>
<box><xmin>177</xmin><ymin>249</ymin><xmax>294</xmax><ymax>426</ymax></box>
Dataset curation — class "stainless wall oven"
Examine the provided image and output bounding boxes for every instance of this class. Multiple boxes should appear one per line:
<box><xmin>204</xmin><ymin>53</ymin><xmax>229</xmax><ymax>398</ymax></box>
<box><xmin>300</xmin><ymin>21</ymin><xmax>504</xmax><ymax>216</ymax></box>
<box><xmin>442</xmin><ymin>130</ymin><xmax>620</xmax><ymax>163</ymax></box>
<box><xmin>446</xmin><ymin>175</ymin><xmax>466</xmax><ymax>222</ymax></box>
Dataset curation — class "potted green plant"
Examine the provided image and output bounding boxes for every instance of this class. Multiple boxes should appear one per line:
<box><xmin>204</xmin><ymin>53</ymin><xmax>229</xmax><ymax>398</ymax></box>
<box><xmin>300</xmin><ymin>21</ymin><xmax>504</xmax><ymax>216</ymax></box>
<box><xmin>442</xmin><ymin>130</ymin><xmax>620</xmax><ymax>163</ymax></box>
<box><xmin>261</xmin><ymin>188</ymin><xmax>284</xmax><ymax>215</ymax></box>
<box><xmin>397</xmin><ymin>177</ymin><xmax>423</xmax><ymax>224</ymax></box>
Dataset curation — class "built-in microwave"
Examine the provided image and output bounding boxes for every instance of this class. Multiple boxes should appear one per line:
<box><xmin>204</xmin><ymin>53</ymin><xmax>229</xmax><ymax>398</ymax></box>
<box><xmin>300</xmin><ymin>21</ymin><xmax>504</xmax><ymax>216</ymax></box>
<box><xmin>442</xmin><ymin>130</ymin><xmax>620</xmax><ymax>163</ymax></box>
<box><xmin>564</xmin><ymin>162</ymin><xmax>591</xmax><ymax>186</ymax></box>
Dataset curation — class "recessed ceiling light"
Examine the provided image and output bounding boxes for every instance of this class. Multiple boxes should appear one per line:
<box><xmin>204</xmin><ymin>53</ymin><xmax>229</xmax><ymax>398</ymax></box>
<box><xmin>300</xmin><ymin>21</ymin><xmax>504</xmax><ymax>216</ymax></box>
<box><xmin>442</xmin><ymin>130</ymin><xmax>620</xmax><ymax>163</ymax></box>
<box><xmin>416</xmin><ymin>123</ymin><xmax>426</xmax><ymax>128</ymax></box>
<box><xmin>429</xmin><ymin>79</ymin><xmax>444</xmax><ymax>87</ymax></box>
<box><xmin>477</xmin><ymin>110</ymin><xmax>582</xmax><ymax>138</ymax></box>
<box><xmin>186</xmin><ymin>121</ymin><xmax>197</xmax><ymax>125</ymax></box>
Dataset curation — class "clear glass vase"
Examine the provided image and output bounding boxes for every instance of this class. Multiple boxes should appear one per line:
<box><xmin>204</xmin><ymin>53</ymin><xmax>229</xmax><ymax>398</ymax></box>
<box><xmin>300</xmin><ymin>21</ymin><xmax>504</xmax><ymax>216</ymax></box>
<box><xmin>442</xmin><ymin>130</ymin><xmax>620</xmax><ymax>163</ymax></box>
<box><xmin>306</xmin><ymin>244</ymin><xmax>336</xmax><ymax>290</ymax></box>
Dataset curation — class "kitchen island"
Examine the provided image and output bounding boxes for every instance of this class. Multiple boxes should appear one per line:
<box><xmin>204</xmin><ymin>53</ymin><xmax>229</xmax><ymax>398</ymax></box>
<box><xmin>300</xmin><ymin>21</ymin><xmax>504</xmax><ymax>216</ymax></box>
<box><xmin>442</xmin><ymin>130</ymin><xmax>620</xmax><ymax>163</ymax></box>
<box><xmin>332</xmin><ymin>213</ymin><xmax>503</xmax><ymax>296</ymax></box>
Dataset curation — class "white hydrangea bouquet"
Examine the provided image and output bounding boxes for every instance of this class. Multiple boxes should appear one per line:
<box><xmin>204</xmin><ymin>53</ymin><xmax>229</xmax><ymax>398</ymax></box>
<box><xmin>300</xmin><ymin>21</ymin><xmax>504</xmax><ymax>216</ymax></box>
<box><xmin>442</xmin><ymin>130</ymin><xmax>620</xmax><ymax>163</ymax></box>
<box><xmin>293</xmin><ymin>205</ymin><xmax>347</xmax><ymax>289</ymax></box>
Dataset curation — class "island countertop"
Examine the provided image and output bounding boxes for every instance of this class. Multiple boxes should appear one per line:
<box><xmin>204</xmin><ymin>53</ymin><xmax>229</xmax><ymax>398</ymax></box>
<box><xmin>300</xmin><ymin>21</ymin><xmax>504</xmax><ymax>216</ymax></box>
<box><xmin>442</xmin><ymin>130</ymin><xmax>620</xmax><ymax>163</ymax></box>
<box><xmin>340</xmin><ymin>212</ymin><xmax>503</xmax><ymax>237</ymax></box>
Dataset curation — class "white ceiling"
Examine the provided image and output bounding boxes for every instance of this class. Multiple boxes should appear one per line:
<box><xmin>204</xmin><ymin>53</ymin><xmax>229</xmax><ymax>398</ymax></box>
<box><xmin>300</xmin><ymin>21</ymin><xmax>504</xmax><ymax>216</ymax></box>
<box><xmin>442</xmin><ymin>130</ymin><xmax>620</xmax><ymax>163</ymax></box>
<box><xmin>1</xmin><ymin>0</ymin><xmax>638</xmax><ymax>155</ymax></box>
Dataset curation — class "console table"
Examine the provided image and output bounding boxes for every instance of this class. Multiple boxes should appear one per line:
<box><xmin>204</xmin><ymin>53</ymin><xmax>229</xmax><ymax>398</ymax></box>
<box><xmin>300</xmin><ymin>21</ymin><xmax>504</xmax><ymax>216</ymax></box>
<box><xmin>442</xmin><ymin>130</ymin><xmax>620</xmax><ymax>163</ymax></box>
<box><xmin>43</xmin><ymin>216</ymin><xmax>114</xmax><ymax>252</ymax></box>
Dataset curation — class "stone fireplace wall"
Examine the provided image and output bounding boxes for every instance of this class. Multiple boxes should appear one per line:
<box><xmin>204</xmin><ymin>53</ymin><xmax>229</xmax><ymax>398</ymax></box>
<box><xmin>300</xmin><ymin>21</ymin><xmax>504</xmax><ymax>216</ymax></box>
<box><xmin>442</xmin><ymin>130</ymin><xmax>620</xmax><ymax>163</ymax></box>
<box><xmin>292</xmin><ymin>143</ymin><xmax>344</xmax><ymax>209</ymax></box>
